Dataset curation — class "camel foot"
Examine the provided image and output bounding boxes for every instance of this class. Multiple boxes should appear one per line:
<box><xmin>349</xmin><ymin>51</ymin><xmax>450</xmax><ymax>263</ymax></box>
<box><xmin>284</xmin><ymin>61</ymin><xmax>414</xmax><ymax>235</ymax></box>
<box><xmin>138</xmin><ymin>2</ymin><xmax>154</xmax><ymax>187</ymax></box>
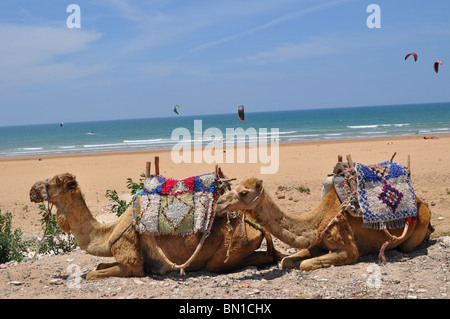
<box><xmin>280</xmin><ymin>248</ymin><xmax>324</xmax><ymax>269</ymax></box>
<box><xmin>299</xmin><ymin>249</ymin><xmax>358</xmax><ymax>271</ymax></box>
<box><xmin>86</xmin><ymin>264</ymin><xmax>145</xmax><ymax>280</ymax></box>
<box><xmin>280</xmin><ymin>256</ymin><xmax>301</xmax><ymax>269</ymax></box>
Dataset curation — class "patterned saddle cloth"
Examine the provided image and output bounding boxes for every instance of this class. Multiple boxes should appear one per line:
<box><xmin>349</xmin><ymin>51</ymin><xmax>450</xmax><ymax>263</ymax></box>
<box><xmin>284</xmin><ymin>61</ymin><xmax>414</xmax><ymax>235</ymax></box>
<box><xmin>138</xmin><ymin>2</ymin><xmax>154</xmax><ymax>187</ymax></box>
<box><xmin>132</xmin><ymin>173</ymin><xmax>217</xmax><ymax>236</ymax></box>
<box><xmin>334</xmin><ymin>161</ymin><xmax>418</xmax><ymax>229</ymax></box>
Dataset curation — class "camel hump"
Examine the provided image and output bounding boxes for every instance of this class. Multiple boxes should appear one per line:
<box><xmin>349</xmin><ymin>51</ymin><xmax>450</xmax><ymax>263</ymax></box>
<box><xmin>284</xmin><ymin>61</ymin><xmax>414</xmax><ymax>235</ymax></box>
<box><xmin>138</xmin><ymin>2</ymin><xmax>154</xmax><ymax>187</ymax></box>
<box><xmin>335</xmin><ymin>161</ymin><xmax>417</xmax><ymax>230</ymax></box>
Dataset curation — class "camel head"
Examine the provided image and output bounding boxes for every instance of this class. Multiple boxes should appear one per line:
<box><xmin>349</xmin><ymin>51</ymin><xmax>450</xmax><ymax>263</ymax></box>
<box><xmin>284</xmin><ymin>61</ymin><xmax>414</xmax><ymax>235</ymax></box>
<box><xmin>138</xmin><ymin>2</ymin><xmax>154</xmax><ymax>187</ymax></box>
<box><xmin>30</xmin><ymin>173</ymin><xmax>78</xmax><ymax>204</ymax></box>
<box><xmin>216</xmin><ymin>178</ymin><xmax>264</xmax><ymax>214</ymax></box>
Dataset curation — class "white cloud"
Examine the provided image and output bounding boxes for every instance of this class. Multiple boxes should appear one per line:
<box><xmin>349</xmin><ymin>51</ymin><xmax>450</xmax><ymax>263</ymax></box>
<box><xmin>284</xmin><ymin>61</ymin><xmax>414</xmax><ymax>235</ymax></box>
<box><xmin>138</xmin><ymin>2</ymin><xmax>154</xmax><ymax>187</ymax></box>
<box><xmin>230</xmin><ymin>37</ymin><xmax>341</xmax><ymax>65</ymax></box>
<box><xmin>0</xmin><ymin>24</ymin><xmax>104</xmax><ymax>83</ymax></box>
<box><xmin>183</xmin><ymin>0</ymin><xmax>356</xmax><ymax>56</ymax></box>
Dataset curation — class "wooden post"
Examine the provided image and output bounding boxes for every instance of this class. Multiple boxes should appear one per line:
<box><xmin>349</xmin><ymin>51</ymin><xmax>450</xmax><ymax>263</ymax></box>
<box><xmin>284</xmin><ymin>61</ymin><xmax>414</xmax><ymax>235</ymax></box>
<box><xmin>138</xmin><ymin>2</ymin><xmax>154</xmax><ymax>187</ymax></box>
<box><xmin>146</xmin><ymin>162</ymin><xmax>151</xmax><ymax>178</ymax></box>
<box><xmin>407</xmin><ymin>154</ymin><xmax>411</xmax><ymax>177</ymax></box>
<box><xmin>390</xmin><ymin>152</ymin><xmax>397</xmax><ymax>162</ymax></box>
<box><xmin>155</xmin><ymin>156</ymin><xmax>160</xmax><ymax>175</ymax></box>
<box><xmin>346</xmin><ymin>154</ymin><xmax>354</xmax><ymax>168</ymax></box>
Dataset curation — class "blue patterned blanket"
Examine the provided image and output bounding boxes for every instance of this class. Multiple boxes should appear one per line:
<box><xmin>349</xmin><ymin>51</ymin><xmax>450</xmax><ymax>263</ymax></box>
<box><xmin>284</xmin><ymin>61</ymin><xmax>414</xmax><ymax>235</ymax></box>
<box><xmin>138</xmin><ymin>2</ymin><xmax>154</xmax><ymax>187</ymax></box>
<box><xmin>132</xmin><ymin>173</ymin><xmax>217</xmax><ymax>235</ymax></box>
<box><xmin>355</xmin><ymin>161</ymin><xmax>418</xmax><ymax>229</ymax></box>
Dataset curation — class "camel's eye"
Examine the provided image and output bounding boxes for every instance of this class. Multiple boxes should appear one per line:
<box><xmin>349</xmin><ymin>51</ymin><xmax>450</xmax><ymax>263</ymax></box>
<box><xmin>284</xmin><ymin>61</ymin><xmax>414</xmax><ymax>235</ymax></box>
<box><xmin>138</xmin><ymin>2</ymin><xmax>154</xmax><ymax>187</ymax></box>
<box><xmin>239</xmin><ymin>191</ymin><xmax>248</xmax><ymax>197</ymax></box>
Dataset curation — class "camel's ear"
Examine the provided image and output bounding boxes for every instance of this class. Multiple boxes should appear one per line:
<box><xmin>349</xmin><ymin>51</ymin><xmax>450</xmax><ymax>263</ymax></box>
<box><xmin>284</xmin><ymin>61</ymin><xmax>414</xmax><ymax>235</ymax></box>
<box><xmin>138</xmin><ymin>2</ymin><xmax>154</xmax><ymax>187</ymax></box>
<box><xmin>54</xmin><ymin>176</ymin><xmax>62</xmax><ymax>185</ymax></box>
<box><xmin>65</xmin><ymin>174</ymin><xmax>78</xmax><ymax>190</ymax></box>
<box><xmin>256</xmin><ymin>179</ymin><xmax>263</xmax><ymax>190</ymax></box>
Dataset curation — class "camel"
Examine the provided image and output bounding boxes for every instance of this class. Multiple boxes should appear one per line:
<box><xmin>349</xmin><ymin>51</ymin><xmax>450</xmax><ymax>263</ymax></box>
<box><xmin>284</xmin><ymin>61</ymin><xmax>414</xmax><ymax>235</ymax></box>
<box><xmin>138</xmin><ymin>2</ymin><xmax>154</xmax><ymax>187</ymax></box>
<box><xmin>215</xmin><ymin>178</ymin><xmax>433</xmax><ymax>271</ymax></box>
<box><xmin>29</xmin><ymin>173</ymin><xmax>280</xmax><ymax>280</ymax></box>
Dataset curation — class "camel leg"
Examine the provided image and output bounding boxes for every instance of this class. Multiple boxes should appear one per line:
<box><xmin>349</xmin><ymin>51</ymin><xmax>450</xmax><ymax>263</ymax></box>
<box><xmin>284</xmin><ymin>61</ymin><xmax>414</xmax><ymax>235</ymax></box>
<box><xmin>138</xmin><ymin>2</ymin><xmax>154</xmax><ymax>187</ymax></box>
<box><xmin>205</xmin><ymin>227</ymin><xmax>275</xmax><ymax>272</ymax></box>
<box><xmin>296</xmin><ymin>217</ymin><xmax>359</xmax><ymax>270</ymax></box>
<box><xmin>280</xmin><ymin>247</ymin><xmax>324</xmax><ymax>269</ymax></box>
<box><xmin>227</xmin><ymin>251</ymin><xmax>276</xmax><ymax>271</ymax></box>
<box><xmin>96</xmin><ymin>262</ymin><xmax>118</xmax><ymax>270</ymax></box>
<box><xmin>97</xmin><ymin>223</ymin><xmax>144</xmax><ymax>280</ymax></box>
<box><xmin>262</xmin><ymin>230</ymin><xmax>286</xmax><ymax>262</ymax></box>
<box><xmin>205</xmin><ymin>243</ymin><xmax>276</xmax><ymax>273</ymax></box>
<box><xmin>86</xmin><ymin>263</ymin><xmax>145</xmax><ymax>280</ymax></box>
<box><xmin>299</xmin><ymin>248</ymin><xmax>358</xmax><ymax>271</ymax></box>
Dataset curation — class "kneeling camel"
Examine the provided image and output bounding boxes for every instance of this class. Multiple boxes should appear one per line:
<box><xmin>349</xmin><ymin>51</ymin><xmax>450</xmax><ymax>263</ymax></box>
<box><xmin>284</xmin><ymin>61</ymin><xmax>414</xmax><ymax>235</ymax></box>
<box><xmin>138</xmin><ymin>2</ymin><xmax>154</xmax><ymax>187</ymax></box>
<box><xmin>30</xmin><ymin>173</ymin><xmax>280</xmax><ymax>280</ymax></box>
<box><xmin>216</xmin><ymin>178</ymin><xmax>433</xmax><ymax>270</ymax></box>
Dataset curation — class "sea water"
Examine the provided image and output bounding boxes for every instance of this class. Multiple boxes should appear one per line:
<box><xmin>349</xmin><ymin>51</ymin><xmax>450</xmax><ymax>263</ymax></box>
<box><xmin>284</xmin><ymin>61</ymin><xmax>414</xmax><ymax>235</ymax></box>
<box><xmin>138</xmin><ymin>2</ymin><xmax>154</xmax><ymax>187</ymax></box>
<box><xmin>0</xmin><ymin>102</ymin><xmax>449</xmax><ymax>158</ymax></box>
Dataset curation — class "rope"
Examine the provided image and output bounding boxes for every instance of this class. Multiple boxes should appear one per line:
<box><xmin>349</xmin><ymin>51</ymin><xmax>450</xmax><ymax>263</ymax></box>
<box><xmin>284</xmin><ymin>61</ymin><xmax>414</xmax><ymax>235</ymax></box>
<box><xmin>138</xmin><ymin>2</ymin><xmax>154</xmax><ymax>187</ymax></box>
<box><xmin>224</xmin><ymin>217</ymin><xmax>238</xmax><ymax>264</ymax></box>
<box><xmin>316</xmin><ymin>204</ymin><xmax>347</xmax><ymax>244</ymax></box>
<box><xmin>224</xmin><ymin>211</ymin><xmax>266</xmax><ymax>264</ymax></box>
<box><xmin>111</xmin><ymin>222</ymin><xmax>133</xmax><ymax>247</ymax></box>
<box><xmin>152</xmin><ymin>231</ymin><xmax>208</xmax><ymax>275</ymax></box>
<box><xmin>378</xmin><ymin>222</ymin><xmax>410</xmax><ymax>262</ymax></box>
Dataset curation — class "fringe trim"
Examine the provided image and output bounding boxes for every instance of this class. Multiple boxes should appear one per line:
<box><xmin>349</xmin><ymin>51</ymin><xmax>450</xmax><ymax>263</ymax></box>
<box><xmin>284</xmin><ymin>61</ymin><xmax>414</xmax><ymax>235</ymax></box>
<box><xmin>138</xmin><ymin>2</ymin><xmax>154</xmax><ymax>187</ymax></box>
<box><xmin>362</xmin><ymin>218</ymin><xmax>408</xmax><ymax>230</ymax></box>
<box><xmin>140</xmin><ymin>229</ymin><xmax>203</xmax><ymax>237</ymax></box>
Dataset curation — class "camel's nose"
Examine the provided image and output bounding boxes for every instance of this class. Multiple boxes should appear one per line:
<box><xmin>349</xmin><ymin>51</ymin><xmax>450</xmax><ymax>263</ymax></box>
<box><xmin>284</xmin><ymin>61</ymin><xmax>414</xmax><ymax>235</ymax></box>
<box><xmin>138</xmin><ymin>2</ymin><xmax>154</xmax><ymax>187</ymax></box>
<box><xmin>215</xmin><ymin>197</ymin><xmax>227</xmax><ymax>213</ymax></box>
<box><xmin>29</xmin><ymin>184</ymin><xmax>44</xmax><ymax>203</ymax></box>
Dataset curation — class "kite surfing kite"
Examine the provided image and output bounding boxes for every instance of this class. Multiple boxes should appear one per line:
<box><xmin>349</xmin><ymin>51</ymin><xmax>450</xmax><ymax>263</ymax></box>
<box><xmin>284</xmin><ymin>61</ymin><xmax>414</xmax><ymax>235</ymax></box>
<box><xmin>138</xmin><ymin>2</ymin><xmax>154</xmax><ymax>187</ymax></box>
<box><xmin>434</xmin><ymin>61</ymin><xmax>443</xmax><ymax>73</ymax></box>
<box><xmin>404</xmin><ymin>52</ymin><xmax>418</xmax><ymax>62</ymax></box>
<box><xmin>173</xmin><ymin>105</ymin><xmax>180</xmax><ymax>115</ymax></box>
<box><xmin>237</xmin><ymin>105</ymin><xmax>245</xmax><ymax>121</ymax></box>
<box><xmin>403</xmin><ymin>52</ymin><xmax>443</xmax><ymax>74</ymax></box>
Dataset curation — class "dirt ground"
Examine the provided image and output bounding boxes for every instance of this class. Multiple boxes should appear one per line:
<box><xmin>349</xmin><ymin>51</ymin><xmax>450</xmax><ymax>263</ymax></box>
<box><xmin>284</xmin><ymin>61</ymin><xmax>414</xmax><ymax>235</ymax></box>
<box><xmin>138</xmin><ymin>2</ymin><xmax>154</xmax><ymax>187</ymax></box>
<box><xmin>0</xmin><ymin>235</ymin><xmax>448</xmax><ymax>300</ymax></box>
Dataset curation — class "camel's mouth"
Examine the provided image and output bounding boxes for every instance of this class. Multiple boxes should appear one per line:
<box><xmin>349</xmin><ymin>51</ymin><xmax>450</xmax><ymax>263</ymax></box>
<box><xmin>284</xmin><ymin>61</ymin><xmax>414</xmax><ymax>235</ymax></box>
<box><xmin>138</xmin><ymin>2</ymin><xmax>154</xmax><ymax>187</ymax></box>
<box><xmin>215</xmin><ymin>193</ymin><xmax>236</xmax><ymax>215</ymax></box>
<box><xmin>29</xmin><ymin>182</ymin><xmax>45</xmax><ymax>203</ymax></box>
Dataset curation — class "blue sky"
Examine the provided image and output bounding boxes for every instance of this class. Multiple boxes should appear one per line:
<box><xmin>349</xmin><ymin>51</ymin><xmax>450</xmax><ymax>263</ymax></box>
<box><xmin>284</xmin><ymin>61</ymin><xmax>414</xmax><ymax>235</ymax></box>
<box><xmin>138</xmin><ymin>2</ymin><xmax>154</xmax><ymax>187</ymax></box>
<box><xmin>1</xmin><ymin>0</ymin><xmax>450</xmax><ymax>126</ymax></box>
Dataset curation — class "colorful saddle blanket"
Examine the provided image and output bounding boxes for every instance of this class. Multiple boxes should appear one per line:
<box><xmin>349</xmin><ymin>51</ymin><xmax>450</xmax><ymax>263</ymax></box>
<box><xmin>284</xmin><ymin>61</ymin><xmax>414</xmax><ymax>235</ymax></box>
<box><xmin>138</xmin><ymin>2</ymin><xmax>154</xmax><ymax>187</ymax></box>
<box><xmin>354</xmin><ymin>161</ymin><xmax>417</xmax><ymax>229</ymax></box>
<box><xmin>133</xmin><ymin>173</ymin><xmax>216</xmax><ymax>235</ymax></box>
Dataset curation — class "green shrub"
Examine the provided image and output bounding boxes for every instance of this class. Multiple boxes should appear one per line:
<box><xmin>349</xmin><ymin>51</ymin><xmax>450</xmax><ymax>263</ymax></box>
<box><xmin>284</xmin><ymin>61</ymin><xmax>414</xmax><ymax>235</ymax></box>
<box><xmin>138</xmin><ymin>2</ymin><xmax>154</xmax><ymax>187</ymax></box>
<box><xmin>37</xmin><ymin>204</ymin><xmax>77</xmax><ymax>255</ymax></box>
<box><xmin>296</xmin><ymin>186</ymin><xmax>311</xmax><ymax>194</ymax></box>
<box><xmin>106</xmin><ymin>173</ymin><xmax>146</xmax><ymax>217</ymax></box>
<box><xmin>105</xmin><ymin>189</ymin><xmax>130</xmax><ymax>217</ymax></box>
<box><xmin>0</xmin><ymin>210</ymin><xmax>31</xmax><ymax>263</ymax></box>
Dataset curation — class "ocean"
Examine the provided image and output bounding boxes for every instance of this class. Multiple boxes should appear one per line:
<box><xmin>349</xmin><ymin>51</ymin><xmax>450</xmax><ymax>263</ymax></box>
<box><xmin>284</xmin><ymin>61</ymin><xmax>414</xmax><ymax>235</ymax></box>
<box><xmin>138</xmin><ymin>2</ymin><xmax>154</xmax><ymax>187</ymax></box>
<box><xmin>1</xmin><ymin>102</ymin><xmax>449</xmax><ymax>158</ymax></box>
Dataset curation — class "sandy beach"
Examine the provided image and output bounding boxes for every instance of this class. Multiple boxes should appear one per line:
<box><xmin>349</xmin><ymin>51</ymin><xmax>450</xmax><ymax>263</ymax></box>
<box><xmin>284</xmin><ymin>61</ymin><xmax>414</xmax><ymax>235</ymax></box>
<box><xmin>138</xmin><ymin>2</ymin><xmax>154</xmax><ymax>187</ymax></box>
<box><xmin>1</xmin><ymin>135</ymin><xmax>449</xmax><ymax>300</ymax></box>
<box><xmin>1</xmin><ymin>135</ymin><xmax>449</xmax><ymax>238</ymax></box>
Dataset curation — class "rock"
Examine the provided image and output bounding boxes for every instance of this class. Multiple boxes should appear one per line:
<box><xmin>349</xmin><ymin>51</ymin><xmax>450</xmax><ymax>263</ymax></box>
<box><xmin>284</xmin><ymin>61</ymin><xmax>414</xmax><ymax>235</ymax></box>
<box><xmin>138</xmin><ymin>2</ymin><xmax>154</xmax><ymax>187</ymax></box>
<box><xmin>9</xmin><ymin>281</ymin><xmax>22</xmax><ymax>286</ymax></box>
<box><xmin>437</xmin><ymin>217</ymin><xmax>445</xmax><ymax>221</ymax></box>
<box><xmin>416</xmin><ymin>289</ymin><xmax>428</xmax><ymax>293</ymax></box>
<box><xmin>277</xmin><ymin>195</ymin><xmax>285</xmax><ymax>199</ymax></box>
<box><xmin>133</xmin><ymin>279</ymin><xmax>145</xmax><ymax>285</ymax></box>
<box><xmin>50</xmin><ymin>279</ymin><xmax>64</xmax><ymax>285</ymax></box>
<box><xmin>438</xmin><ymin>236</ymin><xmax>450</xmax><ymax>248</ymax></box>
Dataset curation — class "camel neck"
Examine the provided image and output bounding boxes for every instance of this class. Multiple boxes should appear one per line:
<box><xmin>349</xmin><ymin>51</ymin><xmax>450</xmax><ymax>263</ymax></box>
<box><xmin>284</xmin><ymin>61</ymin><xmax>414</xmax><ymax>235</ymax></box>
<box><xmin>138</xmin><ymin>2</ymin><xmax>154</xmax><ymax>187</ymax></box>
<box><xmin>248</xmin><ymin>193</ymin><xmax>324</xmax><ymax>249</ymax></box>
<box><xmin>54</xmin><ymin>189</ymin><xmax>114</xmax><ymax>256</ymax></box>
